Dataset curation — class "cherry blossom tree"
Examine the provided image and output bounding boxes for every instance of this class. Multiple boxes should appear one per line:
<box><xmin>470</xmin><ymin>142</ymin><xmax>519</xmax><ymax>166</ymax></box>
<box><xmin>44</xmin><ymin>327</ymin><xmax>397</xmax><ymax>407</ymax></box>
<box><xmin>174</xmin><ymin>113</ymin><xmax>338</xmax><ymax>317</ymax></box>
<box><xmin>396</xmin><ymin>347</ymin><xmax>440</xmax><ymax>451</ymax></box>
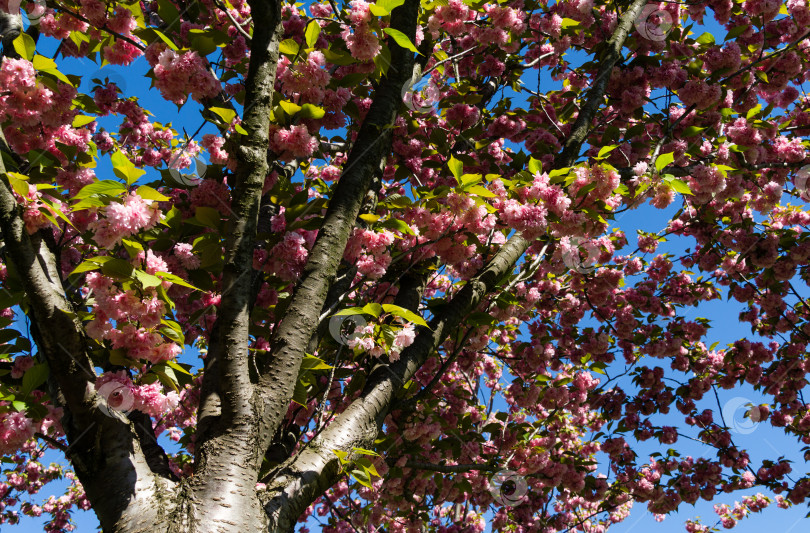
<box><xmin>0</xmin><ymin>0</ymin><xmax>809</xmax><ymax>531</ymax></box>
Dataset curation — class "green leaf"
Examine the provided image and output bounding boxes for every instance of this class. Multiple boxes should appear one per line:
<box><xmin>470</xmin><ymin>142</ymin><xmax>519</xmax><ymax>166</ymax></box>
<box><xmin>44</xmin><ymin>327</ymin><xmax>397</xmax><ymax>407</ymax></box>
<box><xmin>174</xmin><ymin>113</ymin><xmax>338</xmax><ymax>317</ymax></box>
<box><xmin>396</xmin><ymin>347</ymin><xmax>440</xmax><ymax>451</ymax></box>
<box><xmin>13</xmin><ymin>33</ymin><xmax>35</xmax><ymax>61</ymax></box>
<box><xmin>322</xmin><ymin>48</ymin><xmax>355</xmax><ymax>65</ymax></box>
<box><xmin>334</xmin><ymin>307</ymin><xmax>365</xmax><ymax>316</ymax></box>
<box><xmin>746</xmin><ymin>104</ymin><xmax>762</xmax><ymax>120</ymax></box>
<box><xmin>725</xmin><ymin>25</ymin><xmax>748</xmax><ymax>42</ymax></box>
<box><xmin>22</xmin><ymin>362</ymin><xmax>49</xmax><ymax>398</ymax></box>
<box><xmin>153</xmin><ymin>367</ymin><xmax>180</xmax><ymax>392</ymax></box>
<box><xmin>379</xmin><ymin>218</ymin><xmax>416</xmax><ymax>235</ymax></box>
<box><xmin>466</xmin><ymin>311</ymin><xmax>497</xmax><ymax>326</ymax></box>
<box><xmin>459</xmin><ymin>173</ymin><xmax>482</xmax><ymax>188</ymax></box>
<box><xmin>134</xmin><ymin>269</ymin><xmax>162</xmax><ymax>289</ymax></box>
<box><xmin>166</xmin><ymin>360</ymin><xmax>192</xmax><ymax>375</ymax></box>
<box><xmin>695</xmin><ymin>32</ymin><xmax>715</xmax><ymax>45</ymax></box>
<box><xmin>350</xmin><ymin>468</ymin><xmax>372</xmax><ymax>487</ymax></box>
<box><xmin>69</xmin><ymin>259</ymin><xmax>100</xmax><ymax>275</ymax></box>
<box><xmin>668</xmin><ymin>178</ymin><xmax>693</xmax><ymax>195</ymax></box>
<box><xmin>447</xmin><ymin>156</ymin><xmax>463</xmax><ymax>179</ymax></box>
<box><xmin>332</xmin><ymin>449</ymin><xmax>349</xmax><ymax>463</ymax></box>
<box><xmin>291</xmin><ymin>377</ymin><xmax>308</xmax><ymax>406</ymax></box>
<box><xmin>369</xmin><ymin>4</ymin><xmax>389</xmax><ymax>16</ymax></box>
<box><xmin>597</xmin><ymin>145</ymin><xmax>618</xmax><ymax>159</ymax></box>
<box><xmin>358</xmin><ymin>457</ymin><xmax>381</xmax><ymax>478</ymax></box>
<box><xmin>136</xmin><ymin>185</ymin><xmax>170</xmax><ymax>201</ymax></box>
<box><xmin>38</xmin><ymin>61</ymin><xmax>74</xmax><ymax>86</ymax></box>
<box><xmin>278</xmin><ymin>100</ymin><xmax>303</xmax><ymax>116</ymax></box>
<box><xmin>466</xmin><ymin>185</ymin><xmax>496</xmax><ymax>198</ymax></box>
<box><xmin>305</xmin><ymin>21</ymin><xmax>321</xmax><ymax>48</ymax></box>
<box><xmin>362</xmin><ymin>303</ymin><xmax>383</xmax><ymax>318</ymax></box>
<box><xmin>109</xmin><ymin>349</ymin><xmax>137</xmax><ymax>367</ymax></box>
<box><xmin>379</xmin><ymin>0</ymin><xmax>406</xmax><ymax>12</ymax></box>
<box><xmin>382</xmin><ymin>28</ymin><xmax>419</xmax><ymax>53</ymax></box>
<box><xmin>279</xmin><ymin>39</ymin><xmax>300</xmax><ymax>56</ymax></box>
<box><xmin>560</xmin><ymin>18</ymin><xmax>580</xmax><ymax>29</ymax></box>
<box><xmin>149</xmin><ymin>28</ymin><xmax>179</xmax><ymax>50</ymax></box>
<box><xmin>101</xmin><ymin>258</ymin><xmax>134</xmax><ymax>279</ymax></box>
<box><xmin>160</xmin><ymin>318</ymin><xmax>185</xmax><ymax>343</ymax></box>
<box><xmin>157</xmin><ymin>0</ymin><xmax>181</xmax><ymax>31</ymax></box>
<box><xmin>714</xmin><ymin>164</ymin><xmax>734</xmax><ymax>177</ymax></box>
<box><xmin>40</xmin><ymin>197</ymin><xmax>76</xmax><ymax>229</ymax></box>
<box><xmin>32</xmin><ymin>55</ymin><xmax>57</xmax><ymax>71</ymax></box>
<box><xmin>72</xmin><ymin>115</ymin><xmax>96</xmax><ymax>128</ymax></box>
<box><xmin>156</xmin><ymin>271</ymin><xmax>201</xmax><ymax>291</ymax></box>
<box><xmin>300</xmin><ymin>354</ymin><xmax>332</xmax><ymax>371</ymax></box>
<box><xmin>299</xmin><ymin>103</ymin><xmax>326</xmax><ymax>119</ymax></box>
<box><xmin>6</xmin><ymin>172</ymin><xmax>30</xmax><ymax>199</ymax></box>
<box><xmin>209</xmin><ymin>106</ymin><xmax>237</xmax><ymax>125</ymax></box>
<box><xmin>121</xmin><ymin>239</ymin><xmax>144</xmax><ymax>258</ymax></box>
<box><xmin>111</xmin><ymin>150</ymin><xmax>145</xmax><ymax>185</ymax></box>
<box><xmin>0</xmin><ymin>329</ymin><xmax>20</xmax><ymax>344</ymax></box>
<box><xmin>381</xmin><ymin>304</ymin><xmax>428</xmax><ymax>328</ymax></box>
<box><xmin>353</xmin><ymin>447</ymin><xmax>381</xmax><ymax>456</ymax></box>
<box><xmin>194</xmin><ymin>206</ymin><xmax>221</xmax><ymax>228</ymax></box>
<box><xmin>527</xmin><ymin>157</ymin><xmax>542</xmax><ymax>174</ymax></box>
<box><xmin>74</xmin><ymin>180</ymin><xmax>127</xmax><ymax>199</ymax></box>
<box><xmin>682</xmin><ymin>126</ymin><xmax>706</xmax><ymax>137</ymax></box>
<box><xmin>655</xmin><ymin>152</ymin><xmax>675</xmax><ymax>173</ymax></box>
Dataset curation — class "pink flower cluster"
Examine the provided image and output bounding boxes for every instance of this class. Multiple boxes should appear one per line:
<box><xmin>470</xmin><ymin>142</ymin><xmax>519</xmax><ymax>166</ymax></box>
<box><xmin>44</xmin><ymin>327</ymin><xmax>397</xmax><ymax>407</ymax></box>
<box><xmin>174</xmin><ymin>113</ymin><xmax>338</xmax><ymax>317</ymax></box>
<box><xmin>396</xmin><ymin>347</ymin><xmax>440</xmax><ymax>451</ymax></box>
<box><xmin>278</xmin><ymin>51</ymin><xmax>331</xmax><ymax>102</ymax></box>
<box><xmin>202</xmin><ymin>134</ymin><xmax>230</xmax><ymax>165</ymax></box>
<box><xmin>270</xmin><ymin>124</ymin><xmax>319</xmax><ymax>160</ymax></box>
<box><xmin>152</xmin><ymin>49</ymin><xmax>221</xmax><ymax>105</ymax></box>
<box><xmin>95</xmin><ymin>371</ymin><xmax>180</xmax><ymax>418</ymax></box>
<box><xmin>344</xmin><ymin>228</ymin><xmax>396</xmax><ymax>280</ymax></box>
<box><xmin>258</xmin><ymin>232</ymin><xmax>311</xmax><ymax>281</ymax></box>
<box><xmin>84</xmin><ymin>270</ymin><xmax>181</xmax><ymax>364</ymax></box>
<box><xmin>341</xmin><ymin>1</ymin><xmax>381</xmax><ymax>61</ymax></box>
<box><xmin>0</xmin><ymin>58</ymin><xmax>78</xmax><ymax>155</ymax></box>
<box><xmin>0</xmin><ymin>404</ymin><xmax>62</xmax><ymax>456</ymax></box>
<box><xmin>679</xmin><ymin>80</ymin><xmax>722</xmax><ymax>109</ymax></box>
<box><xmin>89</xmin><ymin>192</ymin><xmax>161</xmax><ymax>248</ymax></box>
<box><xmin>13</xmin><ymin>184</ymin><xmax>65</xmax><ymax>235</ymax></box>
<box><xmin>346</xmin><ymin>323</ymin><xmax>416</xmax><ymax>361</ymax></box>
<box><xmin>427</xmin><ymin>0</ymin><xmax>474</xmax><ymax>37</ymax></box>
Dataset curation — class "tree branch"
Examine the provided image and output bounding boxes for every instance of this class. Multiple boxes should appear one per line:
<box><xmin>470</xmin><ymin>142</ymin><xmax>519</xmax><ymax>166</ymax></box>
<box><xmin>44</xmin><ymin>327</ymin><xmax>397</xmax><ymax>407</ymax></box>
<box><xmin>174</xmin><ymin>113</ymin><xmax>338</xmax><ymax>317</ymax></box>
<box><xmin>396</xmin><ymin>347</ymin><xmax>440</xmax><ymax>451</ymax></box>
<box><xmin>189</xmin><ymin>0</ymin><xmax>283</xmax><ymax>530</ymax></box>
<box><xmin>255</xmin><ymin>0</ymin><xmax>421</xmax><ymax>463</ymax></box>
<box><xmin>0</xmin><ymin>132</ymin><xmax>176</xmax><ymax>530</ymax></box>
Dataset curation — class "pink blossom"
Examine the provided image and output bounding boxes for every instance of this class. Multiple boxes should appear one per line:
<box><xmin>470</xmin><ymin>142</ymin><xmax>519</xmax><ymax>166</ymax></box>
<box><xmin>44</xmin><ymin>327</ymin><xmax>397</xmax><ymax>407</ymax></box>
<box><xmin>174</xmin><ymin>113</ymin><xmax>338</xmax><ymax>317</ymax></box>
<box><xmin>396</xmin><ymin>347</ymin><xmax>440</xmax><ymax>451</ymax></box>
<box><xmin>153</xmin><ymin>50</ymin><xmax>221</xmax><ymax>105</ymax></box>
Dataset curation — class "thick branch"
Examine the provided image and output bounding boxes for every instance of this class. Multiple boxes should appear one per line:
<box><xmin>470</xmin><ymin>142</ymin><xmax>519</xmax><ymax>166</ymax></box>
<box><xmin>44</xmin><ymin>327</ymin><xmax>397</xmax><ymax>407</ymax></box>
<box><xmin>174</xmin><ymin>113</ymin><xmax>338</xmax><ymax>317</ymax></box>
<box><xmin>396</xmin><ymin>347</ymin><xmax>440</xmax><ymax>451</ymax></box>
<box><xmin>255</xmin><ymin>0</ymin><xmax>421</xmax><ymax>458</ymax></box>
<box><xmin>0</xmin><ymin>138</ymin><xmax>175</xmax><ymax>530</ymax></box>
<box><xmin>189</xmin><ymin>0</ymin><xmax>283</xmax><ymax>530</ymax></box>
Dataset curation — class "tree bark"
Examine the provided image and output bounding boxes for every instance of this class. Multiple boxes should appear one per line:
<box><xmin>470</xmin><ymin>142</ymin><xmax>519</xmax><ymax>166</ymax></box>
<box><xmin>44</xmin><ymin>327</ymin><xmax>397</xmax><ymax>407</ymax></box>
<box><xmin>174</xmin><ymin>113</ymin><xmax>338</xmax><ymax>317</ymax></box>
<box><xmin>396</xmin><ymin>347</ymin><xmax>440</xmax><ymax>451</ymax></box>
<box><xmin>0</xmin><ymin>140</ymin><xmax>177</xmax><ymax>530</ymax></box>
<box><xmin>188</xmin><ymin>0</ymin><xmax>283</xmax><ymax>530</ymax></box>
<box><xmin>254</xmin><ymin>0</ymin><xmax>421</xmax><ymax>457</ymax></box>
